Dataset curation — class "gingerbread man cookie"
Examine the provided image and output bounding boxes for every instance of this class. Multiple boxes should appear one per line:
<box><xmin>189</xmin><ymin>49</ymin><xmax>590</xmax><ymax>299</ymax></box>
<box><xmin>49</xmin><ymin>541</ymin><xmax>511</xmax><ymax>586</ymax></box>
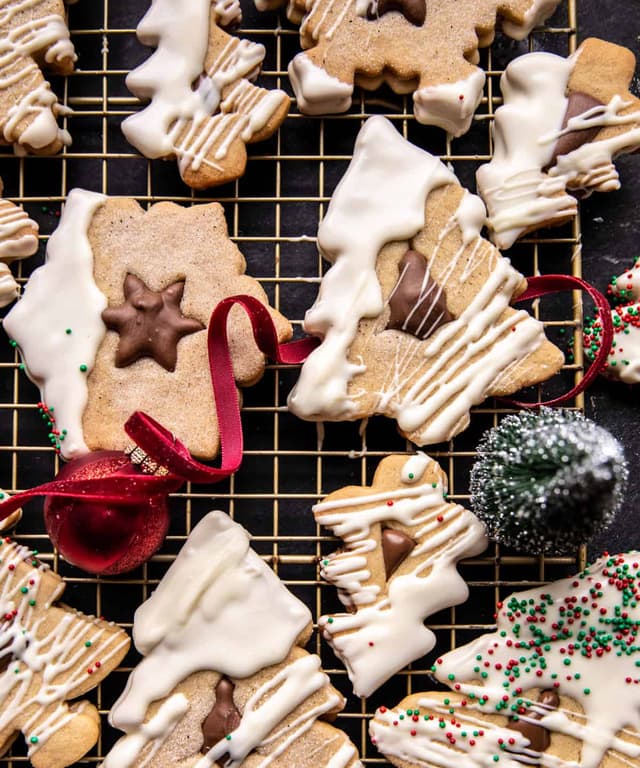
<box><xmin>315</xmin><ymin>453</ymin><xmax>487</xmax><ymax>697</ymax></box>
<box><xmin>256</xmin><ymin>0</ymin><xmax>561</xmax><ymax>135</ymax></box>
<box><xmin>477</xmin><ymin>38</ymin><xmax>640</xmax><ymax>249</ymax></box>
<box><xmin>103</xmin><ymin>511</ymin><xmax>362</xmax><ymax>768</ymax></box>
<box><xmin>0</xmin><ymin>179</ymin><xmax>38</xmax><ymax>308</ymax></box>
<box><xmin>0</xmin><ymin>536</ymin><xmax>130</xmax><ymax>768</ymax></box>
<box><xmin>288</xmin><ymin>116</ymin><xmax>564</xmax><ymax>446</ymax></box>
<box><xmin>123</xmin><ymin>0</ymin><xmax>290</xmax><ymax>189</ymax></box>
<box><xmin>370</xmin><ymin>552</ymin><xmax>640</xmax><ymax>768</ymax></box>
<box><xmin>0</xmin><ymin>0</ymin><xmax>76</xmax><ymax>154</ymax></box>
<box><xmin>3</xmin><ymin>189</ymin><xmax>291</xmax><ymax>459</ymax></box>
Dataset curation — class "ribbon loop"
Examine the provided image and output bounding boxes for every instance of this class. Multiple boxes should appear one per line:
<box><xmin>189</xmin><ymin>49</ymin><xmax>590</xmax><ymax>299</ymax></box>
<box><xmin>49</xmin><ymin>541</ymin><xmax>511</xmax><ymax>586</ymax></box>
<box><xmin>500</xmin><ymin>274</ymin><xmax>613</xmax><ymax>408</ymax></box>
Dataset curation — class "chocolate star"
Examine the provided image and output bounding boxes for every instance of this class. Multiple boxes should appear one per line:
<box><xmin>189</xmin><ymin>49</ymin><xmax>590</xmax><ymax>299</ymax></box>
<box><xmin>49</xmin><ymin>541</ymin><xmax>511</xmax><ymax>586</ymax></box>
<box><xmin>102</xmin><ymin>274</ymin><xmax>205</xmax><ymax>372</ymax></box>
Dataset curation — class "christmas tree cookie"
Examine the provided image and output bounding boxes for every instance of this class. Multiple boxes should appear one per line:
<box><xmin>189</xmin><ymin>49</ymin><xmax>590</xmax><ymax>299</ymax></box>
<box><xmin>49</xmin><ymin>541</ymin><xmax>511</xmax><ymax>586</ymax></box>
<box><xmin>103</xmin><ymin>511</ymin><xmax>362</xmax><ymax>768</ymax></box>
<box><xmin>315</xmin><ymin>452</ymin><xmax>487</xmax><ymax>697</ymax></box>
<box><xmin>288</xmin><ymin>116</ymin><xmax>564</xmax><ymax>446</ymax></box>
<box><xmin>370</xmin><ymin>552</ymin><xmax>640</xmax><ymax>768</ymax></box>
<box><xmin>123</xmin><ymin>0</ymin><xmax>290</xmax><ymax>188</ymax></box>
<box><xmin>0</xmin><ymin>537</ymin><xmax>130</xmax><ymax>768</ymax></box>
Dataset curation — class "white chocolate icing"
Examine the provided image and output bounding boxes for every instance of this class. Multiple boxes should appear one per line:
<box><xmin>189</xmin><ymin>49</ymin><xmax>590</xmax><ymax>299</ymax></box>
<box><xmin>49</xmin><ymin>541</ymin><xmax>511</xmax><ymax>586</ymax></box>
<box><xmin>105</xmin><ymin>512</ymin><xmax>361</xmax><ymax>768</ymax></box>
<box><xmin>288</xmin><ymin>52</ymin><xmax>354</xmax><ymax>115</ymax></box>
<box><xmin>3</xmin><ymin>189</ymin><xmax>108</xmax><ymax>460</ymax></box>
<box><xmin>123</xmin><ymin>0</ymin><xmax>287</xmax><ymax>177</ymax></box>
<box><xmin>371</xmin><ymin>553</ymin><xmax>640</xmax><ymax>768</ymax></box>
<box><xmin>0</xmin><ymin>538</ymin><xmax>129</xmax><ymax>757</ymax></box>
<box><xmin>0</xmin><ymin>2</ymin><xmax>75</xmax><ymax>152</ymax></box>
<box><xmin>110</xmin><ymin>511</ymin><xmax>311</xmax><ymax>729</ymax></box>
<box><xmin>289</xmin><ymin>116</ymin><xmax>550</xmax><ymax>445</ymax></box>
<box><xmin>315</xmin><ymin>454</ymin><xmax>487</xmax><ymax>697</ymax></box>
<box><xmin>0</xmin><ymin>488</ymin><xmax>21</xmax><ymax>530</ymax></box>
<box><xmin>0</xmin><ymin>263</ymin><xmax>19</xmax><ymax>308</ymax></box>
<box><xmin>584</xmin><ymin>302</ymin><xmax>640</xmax><ymax>385</ymax></box>
<box><xmin>288</xmin><ymin>116</ymin><xmax>455</xmax><ymax>420</ymax></box>
<box><xmin>477</xmin><ymin>48</ymin><xmax>640</xmax><ymax>249</ymax></box>
<box><xmin>413</xmin><ymin>70</ymin><xmax>486</xmax><ymax>137</ymax></box>
<box><xmin>500</xmin><ymin>0</ymin><xmax>561</xmax><ymax>40</ymax></box>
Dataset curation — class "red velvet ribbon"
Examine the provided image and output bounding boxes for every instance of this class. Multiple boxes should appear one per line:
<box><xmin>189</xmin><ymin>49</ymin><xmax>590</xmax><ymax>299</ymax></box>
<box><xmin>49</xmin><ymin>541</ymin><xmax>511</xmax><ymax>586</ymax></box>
<box><xmin>501</xmin><ymin>274</ymin><xmax>613</xmax><ymax>407</ymax></box>
<box><xmin>0</xmin><ymin>278</ymin><xmax>613</xmax><ymax>520</ymax></box>
<box><xmin>0</xmin><ymin>296</ymin><xmax>317</xmax><ymax>520</ymax></box>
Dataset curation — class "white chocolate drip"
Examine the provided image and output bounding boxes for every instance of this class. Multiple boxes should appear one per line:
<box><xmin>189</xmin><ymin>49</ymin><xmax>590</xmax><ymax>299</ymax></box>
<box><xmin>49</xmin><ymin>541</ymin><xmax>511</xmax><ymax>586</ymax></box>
<box><xmin>315</xmin><ymin>455</ymin><xmax>487</xmax><ymax>697</ymax></box>
<box><xmin>0</xmin><ymin>1</ymin><xmax>75</xmax><ymax>152</ymax></box>
<box><xmin>477</xmin><ymin>50</ymin><xmax>640</xmax><ymax>249</ymax></box>
<box><xmin>123</xmin><ymin>0</ymin><xmax>287</xmax><ymax>175</ymax></box>
<box><xmin>0</xmin><ymin>262</ymin><xmax>19</xmax><ymax>308</ymax></box>
<box><xmin>3</xmin><ymin>189</ymin><xmax>108</xmax><ymax>459</ymax></box>
<box><xmin>0</xmin><ymin>539</ymin><xmax>129</xmax><ymax>757</ymax></box>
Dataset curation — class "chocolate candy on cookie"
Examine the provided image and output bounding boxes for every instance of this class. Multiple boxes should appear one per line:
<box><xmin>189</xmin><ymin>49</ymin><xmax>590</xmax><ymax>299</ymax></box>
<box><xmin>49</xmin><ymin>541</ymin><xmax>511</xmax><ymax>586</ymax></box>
<box><xmin>477</xmin><ymin>38</ymin><xmax>640</xmax><ymax>249</ymax></box>
<box><xmin>315</xmin><ymin>452</ymin><xmax>487</xmax><ymax>697</ymax></box>
<box><xmin>103</xmin><ymin>511</ymin><xmax>362</xmax><ymax>768</ymax></box>
<box><xmin>0</xmin><ymin>537</ymin><xmax>130</xmax><ymax>768</ymax></box>
<box><xmin>288</xmin><ymin>116</ymin><xmax>563</xmax><ymax>446</ymax></box>
<box><xmin>123</xmin><ymin>0</ymin><xmax>290</xmax><ymax>188</ymax></box>
<box><xmin>370</xmin><ymin>552</ymin><xmax>640</xmax><ymax>768</ymax></box>
<box><xmin>3</xmin><ymin>189</ymin><xmax>291</xmax><ymax>459</ymax></box>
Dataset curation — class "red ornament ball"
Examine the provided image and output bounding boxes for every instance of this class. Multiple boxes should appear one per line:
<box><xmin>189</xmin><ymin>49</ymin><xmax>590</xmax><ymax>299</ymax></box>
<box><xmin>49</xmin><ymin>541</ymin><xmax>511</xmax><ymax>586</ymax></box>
<box><xmin>44</xmin><ymin>451</ymin><xmax>170</xmax><ymax>575</ymax></box>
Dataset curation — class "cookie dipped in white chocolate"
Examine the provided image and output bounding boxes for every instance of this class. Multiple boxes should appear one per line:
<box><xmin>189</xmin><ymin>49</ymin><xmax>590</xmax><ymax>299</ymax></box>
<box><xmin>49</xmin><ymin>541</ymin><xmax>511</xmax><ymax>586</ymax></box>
<box><xmin>288</xmin><ymin>115</ymin><xmax>563</xmax><ymax>446</ymax></box>
<box><xmin>477</xmin><ymin>38</ymin><xmax>640</xmax><ymax>249</ymax></box>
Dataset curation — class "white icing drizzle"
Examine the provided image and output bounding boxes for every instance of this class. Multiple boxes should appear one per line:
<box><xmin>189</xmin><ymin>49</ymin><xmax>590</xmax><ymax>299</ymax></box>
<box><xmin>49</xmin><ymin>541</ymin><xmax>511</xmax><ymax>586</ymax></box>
<box><xmin>0</xmin><ymin>538</ymin><xmax>129</xmax><ymax>757</ymax></box>
<box><xmin>477</xmin><ymin>48</ymin><xmax>640</xmax><ymax>249</ymax></box>
<box><xmin>413</xmin><ymin>70</ymin><xmax>486</xmax><ymax>137</ymax></box>
<box><xmin>288</xmin><ymin>115</ymin><xmax>455</xmax><ymax>420</ymax></box>
<box><xmin>0</xmin><ymin>489</ymin><xmax>21</xmax><ymax>531</ymax></box>
<box><xmin>289</xmin><ymin>116</ymin><xmax>549</xmax><ymax>446</ymax></box>
<box><xmin>501</xmin><ymin>0</ymin><xmax>562</xmax><ymax>40</ymax></box>
<box><xmin>109</xmin><ymin>511</ymin><xmax>311</xmax><ymax>727</ymax></box>
<box><xmin>326</xmin><ymin>741</ymin><xmax>360</xmax><ymax>768</ymax></box>
<box><xmin>315</xmin><ymin>455</ymin><xmax>487</xmax><ymax>697</ymax></box>
<box><xmin>192</xmin><ymin>654</ymin><xmax>342</xmax><ymax>768</ymax></box>
<box><xmin>0</xmin><ymin>196</ymin><xmax>38</xmax><ymax>263</ymax></box>
<box><xmin>123</xmin><ymin>0</ymin><xmax>287</xmax><ymax>176</ymax></box>
<box><xmin>3</xmin><ymin>189</ymin><xmax>108</xmax><ymax>460</ymax></box>
<box><xmin>0</xmin><ymin>1</ymin><xmax>75</xmax><ymax>152</ymax></box>
<box><xmin>400</xmin><ymin>552</ymin><xmax>640</xmax><ymax>768</ymax></box>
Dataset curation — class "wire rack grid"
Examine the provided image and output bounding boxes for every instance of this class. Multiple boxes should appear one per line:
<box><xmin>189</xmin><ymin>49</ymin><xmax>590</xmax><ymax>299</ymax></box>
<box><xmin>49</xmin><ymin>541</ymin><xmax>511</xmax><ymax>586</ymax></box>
<box><xmin>0</xmin><ymin>0</ymin><xmax>593</xmax><ymax>765</ymax></box>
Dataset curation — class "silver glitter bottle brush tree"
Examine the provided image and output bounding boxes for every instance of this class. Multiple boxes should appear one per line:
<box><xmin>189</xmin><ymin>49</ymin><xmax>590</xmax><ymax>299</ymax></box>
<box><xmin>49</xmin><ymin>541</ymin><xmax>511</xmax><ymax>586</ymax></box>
<box><xmin>470</xmin><ymin>408</ymin><xmax>628</xmax><ymax>554</ymax></box>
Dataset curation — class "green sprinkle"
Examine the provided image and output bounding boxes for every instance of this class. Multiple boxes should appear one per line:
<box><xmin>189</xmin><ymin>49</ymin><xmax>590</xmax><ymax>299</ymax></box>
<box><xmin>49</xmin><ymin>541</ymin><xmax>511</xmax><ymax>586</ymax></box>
<box><xmin>20</xmin><ymin>587</ymin><xmax>28</xmax><ymax>594</ymax></box>
<box><xmin>79</xmin><ymin>364</ymin><xmax>88</xmax><ymax>372</ymax></box>
<box><xmin>65</xmin><ymin>328</ymin><xmax>72</xmax><ymax>335</ymax></box>
<box><xmin>408</xmin><ymin>473</ymin><xmax>414</xmax><ymax>480</ymax></box>
<box><xmin>85</xmin><ymin>640</ymin><xmax>92</xmax><ymax>647</ymax></box>
<box><xmin>226</xmin><ymin>735</ymin><xmax>232</xmax><ymax>741</ymax></box>
<box><xmin>30</xmin><ymin>737</ymin><xmax>39</xmax><ymax>744</ymax></box>
<box><xmin>29</xmin><ymin>600</ymin><xmax>36</xmax><ymax>606</ymax></box>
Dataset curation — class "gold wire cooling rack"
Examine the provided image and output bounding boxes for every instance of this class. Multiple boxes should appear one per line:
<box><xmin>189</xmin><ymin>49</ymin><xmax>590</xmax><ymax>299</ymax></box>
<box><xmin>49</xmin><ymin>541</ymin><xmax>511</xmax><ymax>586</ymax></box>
<box><xmin>0</xmin><ymin>0</ymin><xmax>596</xmax><ymax>764</ymax></box>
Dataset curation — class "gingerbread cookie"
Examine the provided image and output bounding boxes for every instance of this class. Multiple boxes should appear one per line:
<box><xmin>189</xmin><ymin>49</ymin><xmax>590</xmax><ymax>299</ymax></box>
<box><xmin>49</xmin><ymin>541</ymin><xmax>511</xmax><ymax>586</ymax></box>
<box><xmin>3</xmin><ymin>189</ymin><xmax>292</xmax><ymax>460</ymax></box>
<box><xmin>103</xmin><ymin>511</ymin><xmax>362</xmax><ymax>768</ymax></box>
<box><xmin>477</xmin><ymin>38</ymin><xmax>640</xmax><ymax>249</ymax></box>
<box><xmin>0</xmin><ymin>0</ymin><xmax>75</xmax><ymax>154</ymax></box>
<box><xmin>123</xmin><ymin>0</ymin><xmax>290</xmax><ymax>189</ymax></box>
<box><xmin>0</xmin><ymin>180</ymin><xmax>39</xmax><ymax>308</ymax></box>
<box><xmin>258</xmin><ymin>0</ymin><xmax>561</xmax><ymax>134</ymax></box>
<box><xmin>584</xmin><ymin>302</ymin><xmax>640</xmax><ymax>384</ymax></box>
<box><xmin>0</xmin><ymin>489</ymin><xmax>21</xmax><ymax>532</ymax></box>
<box><xmin>315</xmin><ymin>453</ymin><xmax>487</xmax><ymax>697</ymax></box>
<box><xmin>0</xmin><ymin>536</ymin><xmax>130</xmax><ymax>768</ymax></box>
<box><xmin>288</xmin><ymin>116</ymin><xmax>564</xmax><ymax>446</ymax></box>
<box><xmin>370</xmin><ymin>552</ymin><xmax>640</xmax><ymax>768</ymax></box>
